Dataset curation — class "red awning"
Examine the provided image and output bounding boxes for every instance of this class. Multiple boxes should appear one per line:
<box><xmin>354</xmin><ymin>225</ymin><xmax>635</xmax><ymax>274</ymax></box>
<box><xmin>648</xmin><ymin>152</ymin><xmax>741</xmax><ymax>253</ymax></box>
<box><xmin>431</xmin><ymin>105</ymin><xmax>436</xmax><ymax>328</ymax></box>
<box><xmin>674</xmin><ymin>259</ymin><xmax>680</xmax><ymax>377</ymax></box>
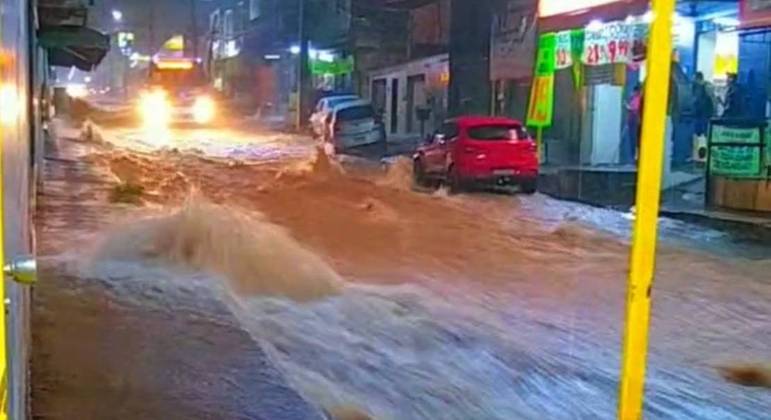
<box><xmin>538</xmin><ymin>0</ymin><xmax>649</xmax><ymax>32</ymax></box>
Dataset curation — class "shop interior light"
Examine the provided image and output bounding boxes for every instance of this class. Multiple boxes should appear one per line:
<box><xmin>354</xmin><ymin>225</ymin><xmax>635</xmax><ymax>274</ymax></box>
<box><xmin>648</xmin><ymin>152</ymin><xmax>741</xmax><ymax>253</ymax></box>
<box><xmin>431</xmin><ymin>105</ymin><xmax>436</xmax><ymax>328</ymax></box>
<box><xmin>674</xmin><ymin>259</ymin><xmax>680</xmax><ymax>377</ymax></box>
<box><xmin>317</xmin><ymin>51</ymin><xmax>335</xmax><ymax>62</ymax></box>
<box><xmin>539</xmin><ymin>0</ymin><xmax>618</xmax><ymax>18</ymax></box>
<box><xmin>586</xmin><ymin>19</ymin><xmax>604</xmax><ymax>30</ymax></box>
<box><xmin>713</xmin><ymin>16</ymin><xmax>740</xmax><ymax>28</ymax></box>
<box><xmin>289</xmin><ymin>45</ymin><xmax>301</xmax><ymax>55</ymax></box>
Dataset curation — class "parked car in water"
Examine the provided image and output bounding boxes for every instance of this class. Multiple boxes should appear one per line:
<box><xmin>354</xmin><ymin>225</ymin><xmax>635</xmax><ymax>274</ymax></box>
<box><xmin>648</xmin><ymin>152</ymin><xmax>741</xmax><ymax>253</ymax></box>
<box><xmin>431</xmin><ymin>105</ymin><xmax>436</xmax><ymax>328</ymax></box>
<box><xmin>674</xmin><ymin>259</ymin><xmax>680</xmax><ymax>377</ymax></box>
<box><xmin>309</xmin><ymin>94</ymin><xmax>359</xmax><ymax>137</ymax></box>
<box><xmin>413</xmin><ymin>116</ymin><xmax>539</xmax><ymax>193</ymax></box>
<box><xmin>324</xmin><ymin>100</ymin><xmax>386</xmax><ymax>154</ymax></box>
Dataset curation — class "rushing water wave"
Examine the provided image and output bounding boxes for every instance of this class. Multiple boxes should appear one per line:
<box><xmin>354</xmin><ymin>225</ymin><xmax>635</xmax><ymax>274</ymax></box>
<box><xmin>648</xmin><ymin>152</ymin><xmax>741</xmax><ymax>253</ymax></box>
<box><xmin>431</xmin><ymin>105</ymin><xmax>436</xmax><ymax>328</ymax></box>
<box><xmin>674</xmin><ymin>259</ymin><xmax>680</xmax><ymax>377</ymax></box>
<box><xmin>71</xmin><ymin>142</ymin><xmax>771</xmax><ymax>419</ymax></box>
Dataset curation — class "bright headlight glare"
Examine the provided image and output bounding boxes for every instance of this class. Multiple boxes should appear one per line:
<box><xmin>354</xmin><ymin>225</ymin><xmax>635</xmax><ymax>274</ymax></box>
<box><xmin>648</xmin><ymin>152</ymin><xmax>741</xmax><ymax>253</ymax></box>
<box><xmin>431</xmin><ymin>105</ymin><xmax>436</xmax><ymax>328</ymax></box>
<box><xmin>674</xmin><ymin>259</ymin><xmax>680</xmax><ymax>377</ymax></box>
<box><xmin>139</xmin><ymin>90</ymin><xmax>170</xmax><ymax>128</ymax></box>
<box><xmin>193</xmin><ymin>95</ymin><xmax>215</xmax><ymax>124</ymax></box>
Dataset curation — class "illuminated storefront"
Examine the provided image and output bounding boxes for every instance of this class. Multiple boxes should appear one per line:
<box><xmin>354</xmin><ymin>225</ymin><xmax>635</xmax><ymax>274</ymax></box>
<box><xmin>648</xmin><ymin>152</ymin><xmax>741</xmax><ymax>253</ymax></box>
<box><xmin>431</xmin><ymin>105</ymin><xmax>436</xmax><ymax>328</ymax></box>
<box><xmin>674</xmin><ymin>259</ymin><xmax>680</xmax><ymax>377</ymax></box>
<box><xmin>530</xmin><ymin>0</ymin><xmax>653</xmax><ymax>175</ymax></box>
<box><xmin>532</xmin><ymin>0</ymin><xmax>744</xmax><ymax>166</ymax></box>
<box><xmin>531</xmin><ymin>0</ymin><xmax>771</xmax><ymax>209</ymax></box>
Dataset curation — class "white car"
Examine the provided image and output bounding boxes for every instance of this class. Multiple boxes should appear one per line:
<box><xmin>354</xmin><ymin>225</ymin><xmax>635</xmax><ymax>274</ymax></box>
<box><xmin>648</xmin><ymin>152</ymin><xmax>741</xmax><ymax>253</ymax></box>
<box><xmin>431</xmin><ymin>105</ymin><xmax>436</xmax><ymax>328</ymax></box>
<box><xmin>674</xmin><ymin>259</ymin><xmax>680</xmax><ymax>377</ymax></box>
<box><xmin>325</xmin><ymin>100</ymin><xmax>386</xmax><ymax>153</ymax></box>
<box><xmin>310</xmin><ymin>95</ymin><xmax>359</xmax><ymax>137</ymax></box>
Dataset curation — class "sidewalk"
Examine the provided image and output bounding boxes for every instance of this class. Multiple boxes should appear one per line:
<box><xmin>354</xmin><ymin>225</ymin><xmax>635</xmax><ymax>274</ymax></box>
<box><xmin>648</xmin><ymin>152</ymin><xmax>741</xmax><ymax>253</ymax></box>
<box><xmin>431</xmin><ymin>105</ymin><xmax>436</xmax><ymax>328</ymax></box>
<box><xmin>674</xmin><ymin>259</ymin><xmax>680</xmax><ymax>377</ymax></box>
<box><xmin>660</xmin><ymin>177</ymin><xmax>771</xmax><ymax>239</ymax></box>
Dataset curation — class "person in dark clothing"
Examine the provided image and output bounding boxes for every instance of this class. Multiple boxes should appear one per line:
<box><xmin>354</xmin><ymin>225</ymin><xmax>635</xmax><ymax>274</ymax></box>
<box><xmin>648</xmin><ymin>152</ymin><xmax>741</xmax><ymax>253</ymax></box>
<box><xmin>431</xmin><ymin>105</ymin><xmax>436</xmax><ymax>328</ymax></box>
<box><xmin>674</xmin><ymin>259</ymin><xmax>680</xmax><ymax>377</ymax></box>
<box><xmin>722</xmin><ymin>73</ymin><xmax>743</xmax><ymax>118</ymax></box>
<box><xmin>692</xmin><ymin>72</ymin><xmax>714</xmax><ymax>136</ymax></box>
<box><xmin>621</xmin><ymin>84</ymin><xmax>643</xmax><ymax>164</ymax></box>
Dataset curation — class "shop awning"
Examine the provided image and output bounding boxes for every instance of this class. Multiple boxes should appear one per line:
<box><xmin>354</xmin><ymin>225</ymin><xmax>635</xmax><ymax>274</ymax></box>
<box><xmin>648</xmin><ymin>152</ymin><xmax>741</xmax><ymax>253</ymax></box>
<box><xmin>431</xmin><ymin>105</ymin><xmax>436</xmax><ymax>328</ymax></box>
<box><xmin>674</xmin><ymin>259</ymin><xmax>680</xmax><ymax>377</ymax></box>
<box><xmin>38</xmin><ymin>25</ymin><xmax>110</xmax><ymax>71</ymax></box>
<box><xmin>539</xmin><ymin>0</ymin><xmax>649</xmax><ymax>33</ymax></box>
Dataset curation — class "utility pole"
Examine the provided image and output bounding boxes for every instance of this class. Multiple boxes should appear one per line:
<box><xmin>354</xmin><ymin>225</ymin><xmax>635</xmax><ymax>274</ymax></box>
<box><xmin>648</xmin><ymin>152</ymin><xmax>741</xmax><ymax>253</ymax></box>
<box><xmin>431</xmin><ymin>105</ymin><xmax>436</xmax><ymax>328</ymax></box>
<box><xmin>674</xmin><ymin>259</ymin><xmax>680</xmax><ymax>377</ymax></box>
<box><xmin>296</xmin><ymin>0</ymin><xmax>310</xmax><ymax>130</ymax></box>
<box><xmin>448</xmin><ymin>0</ymin><xmax>492</xmax><ymax>116</ymax></box>
<box><xmin>190</xmin><ymin>0</ymin><xmax>199</xmax><ymax>57</ymax></box>
<box><xmin>149</xmin><ymin>2</ymin><xmax>156</xmax><ymax>55</ymax></box>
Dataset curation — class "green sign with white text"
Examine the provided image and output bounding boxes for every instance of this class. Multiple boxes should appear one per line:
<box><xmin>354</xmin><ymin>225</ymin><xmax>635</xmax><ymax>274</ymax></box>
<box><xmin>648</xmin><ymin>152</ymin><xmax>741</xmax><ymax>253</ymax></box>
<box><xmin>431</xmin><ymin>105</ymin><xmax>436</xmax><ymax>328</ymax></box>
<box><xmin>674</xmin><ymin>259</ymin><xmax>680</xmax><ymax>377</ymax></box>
<box><xmin>710</xmin><ymin>146</ymin><xmax>761</xmax><ymax>177</ymax></box>
<box><xmin>711</xmin><ymin>125</ymin><xmax>761</xmax><ymax>145</ymax></box>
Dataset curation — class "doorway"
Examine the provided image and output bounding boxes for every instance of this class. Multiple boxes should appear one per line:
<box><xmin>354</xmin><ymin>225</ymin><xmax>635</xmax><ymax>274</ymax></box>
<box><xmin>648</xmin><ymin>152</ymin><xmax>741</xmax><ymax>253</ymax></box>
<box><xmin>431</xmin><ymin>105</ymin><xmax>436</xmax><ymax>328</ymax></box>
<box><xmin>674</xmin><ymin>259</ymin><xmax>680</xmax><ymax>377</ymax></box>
<box><xmin>371</xmin><ymin>79</ymin><xmax>387</xmax><ymax>117</ymax></box>
<box><xmin>406</xmin><ymin>74</ymin><xmax>426</xmax><ymax>133</ymax></box>
<box><xmin>390</xmin><ymin>78</ymin><xmax>399</xmax><ymax>134</ymax></box>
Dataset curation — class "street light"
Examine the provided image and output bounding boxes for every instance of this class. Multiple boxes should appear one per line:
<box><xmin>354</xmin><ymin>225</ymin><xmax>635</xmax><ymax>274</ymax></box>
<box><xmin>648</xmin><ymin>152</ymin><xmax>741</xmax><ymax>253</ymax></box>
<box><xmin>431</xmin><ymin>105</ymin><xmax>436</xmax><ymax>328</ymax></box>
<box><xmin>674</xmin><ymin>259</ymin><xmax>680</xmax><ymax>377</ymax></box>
<box><xmin>112</xmin><ymin>9</ymin><xmax>123</xmax><ymax>22</ymax></box>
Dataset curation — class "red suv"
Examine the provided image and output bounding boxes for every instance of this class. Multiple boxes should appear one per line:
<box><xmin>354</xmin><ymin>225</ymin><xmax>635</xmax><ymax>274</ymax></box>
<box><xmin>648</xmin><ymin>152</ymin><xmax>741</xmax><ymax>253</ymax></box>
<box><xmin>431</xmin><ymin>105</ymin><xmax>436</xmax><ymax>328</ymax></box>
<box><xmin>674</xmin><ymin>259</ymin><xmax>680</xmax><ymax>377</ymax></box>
<box><xmin>413</xmin><ymin>116</ymin><xmax>539</xmax><ymax>193</ymax></box>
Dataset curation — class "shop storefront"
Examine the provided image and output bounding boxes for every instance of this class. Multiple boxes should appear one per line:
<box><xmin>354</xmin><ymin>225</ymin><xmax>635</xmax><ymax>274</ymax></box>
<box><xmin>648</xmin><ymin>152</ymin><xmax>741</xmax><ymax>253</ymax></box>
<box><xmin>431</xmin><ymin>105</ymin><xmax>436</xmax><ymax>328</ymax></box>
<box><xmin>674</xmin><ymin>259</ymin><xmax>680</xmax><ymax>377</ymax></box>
<box><xmin>701</xmin><ymin>0</ymin><xmax>771</xmax><ymax>212</ymax></box>
<box><xmin>531</xmin><ymin>0</ymin><xmax>771</xmax><ymax>210</ymax></box>
<box><xmin>529</xmin><ymin>0</ymin><xmax>759</xmax><ymax>206</ymax></box>
<box><xmin>529</xmin><ymin>0</ymin><xmax>651</xmax><ymax>173</ymax></box>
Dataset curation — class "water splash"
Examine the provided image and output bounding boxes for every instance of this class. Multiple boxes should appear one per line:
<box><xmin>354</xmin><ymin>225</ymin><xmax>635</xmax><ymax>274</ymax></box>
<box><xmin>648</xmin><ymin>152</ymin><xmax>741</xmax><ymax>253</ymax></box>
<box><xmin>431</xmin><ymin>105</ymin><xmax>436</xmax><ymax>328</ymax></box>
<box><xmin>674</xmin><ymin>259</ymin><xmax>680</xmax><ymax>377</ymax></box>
<box><xmin>376</xmin><ymin>157</ymin><xmax>414</xmax><ymax>191</ymax></box>
<box><xmin>91</xmin><ymin>197</ymin><xmax>343</xmax><ymax>301</ymax></box>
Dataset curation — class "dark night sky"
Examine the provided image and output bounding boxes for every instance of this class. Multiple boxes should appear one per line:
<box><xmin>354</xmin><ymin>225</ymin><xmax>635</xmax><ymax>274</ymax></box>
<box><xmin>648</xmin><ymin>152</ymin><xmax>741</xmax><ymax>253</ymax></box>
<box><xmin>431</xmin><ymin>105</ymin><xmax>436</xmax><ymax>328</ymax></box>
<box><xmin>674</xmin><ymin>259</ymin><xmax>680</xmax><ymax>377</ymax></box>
<box><xmin>92</xmin><ymin>0</ymin><xmax>220</xmax><ymax>53</ymax></box>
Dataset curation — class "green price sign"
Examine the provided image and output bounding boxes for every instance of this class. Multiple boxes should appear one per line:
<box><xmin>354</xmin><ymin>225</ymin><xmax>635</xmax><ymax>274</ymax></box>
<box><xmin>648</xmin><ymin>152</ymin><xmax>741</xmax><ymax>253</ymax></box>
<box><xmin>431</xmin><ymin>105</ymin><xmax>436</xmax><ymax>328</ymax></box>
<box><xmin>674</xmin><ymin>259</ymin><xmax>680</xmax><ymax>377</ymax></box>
<box><xmin>534</xmin><ymin>33</ymin><xmax>557</xmax><ymax>76</ymax></box>
<box><xmin>527</xmin><ymin>75</ymin><xmax>554</xmax><ymax>127</ymax></box>
<box><xmin>710</xmin><ymin>146</ymin><xmax>761</xmax><ymax>177</ymax></box>
<box><xmin>711</xmin><ymin>125</ymin><xmax>761</xmax><ymax>145</ymax></box>
<box><xmin>527</xmin><ymin>33</ymin><xmax>557</xmax><ymax>127</ymax></box>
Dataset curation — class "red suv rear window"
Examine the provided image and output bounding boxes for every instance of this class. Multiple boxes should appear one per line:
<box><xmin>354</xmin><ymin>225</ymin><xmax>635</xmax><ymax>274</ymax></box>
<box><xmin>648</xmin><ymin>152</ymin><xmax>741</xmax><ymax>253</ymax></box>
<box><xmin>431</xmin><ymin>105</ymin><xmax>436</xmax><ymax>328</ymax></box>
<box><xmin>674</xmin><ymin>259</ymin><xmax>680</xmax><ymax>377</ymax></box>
<box><xmin>467</xmin><ymin>125</ymin><xmax>529</xmax><ymax>141</ymax></box>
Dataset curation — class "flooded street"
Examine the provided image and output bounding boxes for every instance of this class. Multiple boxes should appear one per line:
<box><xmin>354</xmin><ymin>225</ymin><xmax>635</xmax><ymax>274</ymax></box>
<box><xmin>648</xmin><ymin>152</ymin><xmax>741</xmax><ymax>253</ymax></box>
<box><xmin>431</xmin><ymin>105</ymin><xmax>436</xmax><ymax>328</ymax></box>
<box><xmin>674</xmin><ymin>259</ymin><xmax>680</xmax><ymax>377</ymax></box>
<box><xmin>34</xmin><ymin>120</ymin><xmax>770</xmax><ymax>419</ymax></box>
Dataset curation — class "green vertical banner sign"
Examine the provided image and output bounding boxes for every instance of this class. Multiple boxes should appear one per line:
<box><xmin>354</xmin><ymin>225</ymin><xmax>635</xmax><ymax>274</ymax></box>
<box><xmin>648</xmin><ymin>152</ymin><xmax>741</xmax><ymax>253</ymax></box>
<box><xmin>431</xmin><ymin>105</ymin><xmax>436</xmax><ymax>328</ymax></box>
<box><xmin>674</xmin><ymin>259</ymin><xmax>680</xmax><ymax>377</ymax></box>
<box><xmin>570</xmin><ymin>29</ymin><xmax>585</xmax><ymax>90</ymax></box>
<box><xmin>527</xmin><ymin>33</ymin><xmax>556</xmax><ymax>128</ymax></box>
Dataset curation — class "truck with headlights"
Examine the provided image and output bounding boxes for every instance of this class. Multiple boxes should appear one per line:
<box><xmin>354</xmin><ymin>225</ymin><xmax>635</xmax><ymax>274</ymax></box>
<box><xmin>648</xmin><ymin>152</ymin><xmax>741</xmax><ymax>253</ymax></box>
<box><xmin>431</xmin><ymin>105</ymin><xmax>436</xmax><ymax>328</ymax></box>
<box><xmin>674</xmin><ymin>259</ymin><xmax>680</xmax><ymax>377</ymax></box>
<box><xmin>138</xmin><ymin>56</ymin><xmax>217</xmax><ymax>129</ymax></box>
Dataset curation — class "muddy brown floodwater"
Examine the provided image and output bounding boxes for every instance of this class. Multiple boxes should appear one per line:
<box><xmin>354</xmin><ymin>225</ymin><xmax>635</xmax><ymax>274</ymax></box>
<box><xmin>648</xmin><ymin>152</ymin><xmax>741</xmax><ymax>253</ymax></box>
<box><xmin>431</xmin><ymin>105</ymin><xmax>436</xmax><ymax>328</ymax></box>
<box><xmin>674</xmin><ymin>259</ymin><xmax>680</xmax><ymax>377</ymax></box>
<box><xmin>34</xmin><ymin>122</ymin><xmax>770</xmax><ymax>419</ymax></box>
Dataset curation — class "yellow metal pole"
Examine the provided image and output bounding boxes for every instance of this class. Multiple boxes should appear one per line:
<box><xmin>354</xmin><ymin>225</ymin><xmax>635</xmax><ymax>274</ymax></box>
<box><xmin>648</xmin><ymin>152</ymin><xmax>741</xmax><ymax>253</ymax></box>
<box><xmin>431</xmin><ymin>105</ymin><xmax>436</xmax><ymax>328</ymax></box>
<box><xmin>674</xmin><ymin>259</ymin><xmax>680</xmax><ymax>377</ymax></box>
<box><xmin>618</xmin><ymin>1</ymin><xmax>675</xmax><ymax>419</ymax></box>
<box><xmin>0</xmin><ymin>86</ymin><xmax>7</xmax><ymax>420</ymax></box>
<box><xmin>0</xmin><ymin>84</ymin><xmax>7</xmax><ymax>420</ymax></box>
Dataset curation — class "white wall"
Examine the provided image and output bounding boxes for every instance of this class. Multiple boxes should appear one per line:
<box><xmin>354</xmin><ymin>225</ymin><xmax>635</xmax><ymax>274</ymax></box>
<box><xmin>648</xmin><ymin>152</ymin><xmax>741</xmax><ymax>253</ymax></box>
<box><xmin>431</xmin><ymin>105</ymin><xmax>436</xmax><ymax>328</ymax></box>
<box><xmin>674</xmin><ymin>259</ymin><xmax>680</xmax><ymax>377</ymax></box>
<box><xmin>369</xmin><ymin>54</ymin><xmax>449</xmax><ymax>137</ymax></box>
<box><xmin>697</xmin><ymin>31</ymin><xmax>717</xmax><ymax>81</ymax></box>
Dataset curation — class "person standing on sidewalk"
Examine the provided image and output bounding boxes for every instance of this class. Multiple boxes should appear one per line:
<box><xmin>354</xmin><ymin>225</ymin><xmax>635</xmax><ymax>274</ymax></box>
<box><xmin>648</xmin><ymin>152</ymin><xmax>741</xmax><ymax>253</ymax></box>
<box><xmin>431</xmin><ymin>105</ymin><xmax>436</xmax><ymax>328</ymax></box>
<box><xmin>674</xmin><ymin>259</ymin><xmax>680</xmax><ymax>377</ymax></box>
<box><xmin>692</xmin><ymin>71</ymin><xmax>714</xmax><ymax>137</ymax></box>
<box><xmin>621</xmin><ymin>84</ymin><xmax>643</xmax><ymax>164</ymax></box>
<box><xmin>722</xmin><ymin>73</ymin><xmax>743</xmax><ymax>118</ymax></box>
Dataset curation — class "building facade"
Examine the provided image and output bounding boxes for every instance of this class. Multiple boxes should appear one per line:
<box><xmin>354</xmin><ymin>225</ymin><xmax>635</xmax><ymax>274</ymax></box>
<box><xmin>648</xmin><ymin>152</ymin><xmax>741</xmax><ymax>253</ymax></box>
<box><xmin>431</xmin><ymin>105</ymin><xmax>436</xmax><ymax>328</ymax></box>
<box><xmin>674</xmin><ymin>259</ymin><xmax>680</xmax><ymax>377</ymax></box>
<box><xmin>209</xmin><ymin>0</ymin><xmax>352</xmax><ymax>117</ymax></box>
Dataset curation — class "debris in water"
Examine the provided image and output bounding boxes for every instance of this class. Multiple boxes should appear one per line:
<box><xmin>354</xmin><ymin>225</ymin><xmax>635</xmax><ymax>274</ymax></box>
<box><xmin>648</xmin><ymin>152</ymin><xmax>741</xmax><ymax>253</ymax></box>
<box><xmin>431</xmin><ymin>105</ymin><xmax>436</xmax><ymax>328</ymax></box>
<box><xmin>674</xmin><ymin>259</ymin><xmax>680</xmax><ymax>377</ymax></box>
<box><xmin>325</xmin><ymin>406</ymin><xmax>374</xmax><ymax>420</ymax></box>
<box><xmin>717</xmin><ymin>364</ymin><xmax>771</xmax><ymax>388</ymax></box>
<box><xmin>109</xmin><ymin>183</ymin><xmax>145</xmax><ymax>205</ymax></box>
<box><xmin>93</xmin><ymin>197</ymin><xmax>343</xmax><ymax>301</ymax></box>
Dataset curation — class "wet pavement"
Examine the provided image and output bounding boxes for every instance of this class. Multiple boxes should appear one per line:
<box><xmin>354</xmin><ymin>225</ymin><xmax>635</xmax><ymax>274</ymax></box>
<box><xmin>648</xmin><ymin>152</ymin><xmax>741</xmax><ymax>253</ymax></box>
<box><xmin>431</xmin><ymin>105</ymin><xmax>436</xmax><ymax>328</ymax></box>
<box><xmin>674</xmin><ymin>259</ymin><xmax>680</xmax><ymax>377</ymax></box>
<box><xmin>33</xmin><ymin>118</ymin><xmax>770</xmax><ymax>419</ymax></box>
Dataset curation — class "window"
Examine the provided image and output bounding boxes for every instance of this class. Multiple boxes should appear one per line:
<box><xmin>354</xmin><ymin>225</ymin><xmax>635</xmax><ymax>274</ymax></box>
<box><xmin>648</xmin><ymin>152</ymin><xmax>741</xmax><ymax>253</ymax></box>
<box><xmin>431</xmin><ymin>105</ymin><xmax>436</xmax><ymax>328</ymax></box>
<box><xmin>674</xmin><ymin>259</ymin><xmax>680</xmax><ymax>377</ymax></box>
<box><xmin>327</xmin><ymin>96</ymin><xmax>358</xmax><ymax>109</ymax></box>
<box><xmin>440</xmin><ymin>122</ymin><xmax>459</xmax><ymax>139</ymax></box>
<box><xmin>209</xmin><ymin>10</ymin><xmax>221</xmax><ymax>35</ymax></box>
<box><xmin>467</xmin><ymin>124</ymin><xmax>529</xmax><ymax>141</ymax></box>
<box><xmin>337</xmin><ymin>105</ymin><xmax>375</xmax><ymax>121</ymax></box>
<box><xmin>250</xmin><ymin>0</ymin><xmax>261</xmax><ymax>20</ymax></box>
<box><xmin>224</xmin><ymin>9</ymin><xmax>234</xmax><ymax>38</ymax></box>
